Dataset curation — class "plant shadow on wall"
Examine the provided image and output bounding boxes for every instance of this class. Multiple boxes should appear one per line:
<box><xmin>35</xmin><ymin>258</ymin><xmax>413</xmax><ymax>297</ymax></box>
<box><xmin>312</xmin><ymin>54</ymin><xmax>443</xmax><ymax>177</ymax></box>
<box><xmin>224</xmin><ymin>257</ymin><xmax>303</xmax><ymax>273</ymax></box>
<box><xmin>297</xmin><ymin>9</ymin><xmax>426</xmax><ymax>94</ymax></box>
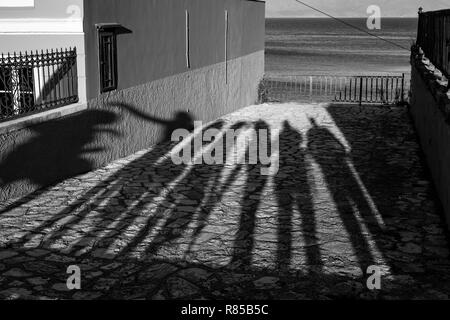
<box><xmin>1</xmin><ymin>103</ymin><xmax>450</xmax><ymax>299</ymax></box>
<box><xmin>0</xmin><ymin>110</ymin><xmax>120</xmax><ymax>212</ymax></box>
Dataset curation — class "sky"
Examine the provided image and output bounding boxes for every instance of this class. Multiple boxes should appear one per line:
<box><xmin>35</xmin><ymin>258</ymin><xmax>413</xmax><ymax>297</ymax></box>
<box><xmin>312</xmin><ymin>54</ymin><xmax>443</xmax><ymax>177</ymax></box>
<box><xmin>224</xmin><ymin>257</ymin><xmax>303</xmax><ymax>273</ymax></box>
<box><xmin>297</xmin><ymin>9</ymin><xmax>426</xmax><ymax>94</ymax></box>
<box><xmin>266</xmin><ymin>0</ymin><xmax>450</xmax><ymax>18</ymax></box>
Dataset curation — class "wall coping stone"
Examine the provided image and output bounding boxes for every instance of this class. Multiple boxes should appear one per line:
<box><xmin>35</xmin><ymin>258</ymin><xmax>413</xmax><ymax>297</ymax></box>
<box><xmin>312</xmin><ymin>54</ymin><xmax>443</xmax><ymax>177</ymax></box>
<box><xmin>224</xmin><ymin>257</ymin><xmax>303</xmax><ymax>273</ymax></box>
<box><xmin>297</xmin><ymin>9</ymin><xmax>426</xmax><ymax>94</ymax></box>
<box><xmin>0</xmin><ymin>102</ymin><xmax>88</xmax><ymax>135</ymax></box>
<box><xmin>411</xmin><ymin>45</ymin><xmax>450</xmax><ymax>121</ymax></box>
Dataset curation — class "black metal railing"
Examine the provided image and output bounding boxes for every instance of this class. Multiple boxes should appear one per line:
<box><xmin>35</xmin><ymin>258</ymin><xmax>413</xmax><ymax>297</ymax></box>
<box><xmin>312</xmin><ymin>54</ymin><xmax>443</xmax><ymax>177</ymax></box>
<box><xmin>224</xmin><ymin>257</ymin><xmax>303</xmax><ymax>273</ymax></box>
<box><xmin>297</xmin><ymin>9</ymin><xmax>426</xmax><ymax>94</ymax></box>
<box><xmin>262</xmin><ymin>74</ymin><xmax>409</xmax><ymax>105</ymax></box>
<box><xmin>0</xmin><ymin>48</ymin><xmax>78</xmax><ymax>122</ymax></box>
<box><xmin>417</xmin><ymin>9</ymin><xmax>450</xmax><ymax>78</ymax></box>
<box><xmin>334</xmin><ymin>74</ymin><xmax>406</xmax><ymax>104</ymax></box>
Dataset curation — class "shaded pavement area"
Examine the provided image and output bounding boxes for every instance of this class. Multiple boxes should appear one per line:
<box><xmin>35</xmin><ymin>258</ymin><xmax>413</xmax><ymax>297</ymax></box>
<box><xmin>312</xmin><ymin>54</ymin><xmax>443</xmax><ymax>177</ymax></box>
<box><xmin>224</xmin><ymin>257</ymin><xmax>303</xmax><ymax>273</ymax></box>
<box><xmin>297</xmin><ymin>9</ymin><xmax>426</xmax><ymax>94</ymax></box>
<box><xmin>1</xmin><ymin>103</ymin><xmax>450</xmax><ymax>300</ymax></box>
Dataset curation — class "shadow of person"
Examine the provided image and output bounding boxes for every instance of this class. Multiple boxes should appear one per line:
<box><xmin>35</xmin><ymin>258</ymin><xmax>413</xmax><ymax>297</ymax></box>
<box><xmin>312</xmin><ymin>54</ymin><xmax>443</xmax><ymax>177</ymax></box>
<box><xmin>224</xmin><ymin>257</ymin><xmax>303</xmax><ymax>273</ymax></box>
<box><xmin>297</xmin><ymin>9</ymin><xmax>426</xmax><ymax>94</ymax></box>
<box><xmin>184</xmin><ymin>121</ymin><xmax>251</xmax><ymax>256</ymax></box>
<box><xmin>230</xmin><ymin>120</ymin><xmax>271</xmax><ymax>270</ymax></box>
<box><xmin>76</xmin><ymin>119</ymin><xmax>229</xmax><ymax>258</ymax></box>
<box><xmin>139</xmin><ymin>121</ymin><xmax>253</xmax><ymax>259</ymax></box>
<box><xmin>307</xmin><ymin>117</ymin><xmax>375</xmax><ymax>272</ymax></box>
<box><xmin>7</xmin><ymin>103</ymin><xmax>208</xmax><ymax>251</ymax></box>
<box><xmin>275</xmin><ymin>120</ymin><xmax>322</xmax><ymax>273</ymax></box>
<box><xmin>22</xmin><ymin>117</ymin><xmax>226</xmax><ymax>256</ymax></box>
<box><xmin>0</xmin><ymin>109</ymin><xmax>119</xmax><ymax>213</ymax></box>
<box><xmin>113</xmin><ymin>102</ymin><xmax>194</xmax><ymax>142</ymax></box>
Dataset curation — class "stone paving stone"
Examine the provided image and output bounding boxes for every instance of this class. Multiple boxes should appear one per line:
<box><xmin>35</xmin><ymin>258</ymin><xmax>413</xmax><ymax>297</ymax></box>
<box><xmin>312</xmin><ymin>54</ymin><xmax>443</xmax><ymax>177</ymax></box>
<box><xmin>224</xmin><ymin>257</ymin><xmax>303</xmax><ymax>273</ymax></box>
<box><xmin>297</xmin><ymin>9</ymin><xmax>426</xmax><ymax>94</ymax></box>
<box><xmin>0</xmin><ymin>251</ymin><xmax>18</xmax><ymax>260</ymax></box>
<box><xmin>27</xmin><ymin>277</ymin><xmax>49</xmax><ymax>286</ymax></box>
<box><xmin>0</xmin><ymin>288</ymin><xmax>32</xmax><ymax>300</ymax></box>
<box><xmin>3</xmin><ymin>268</ymin><xmax>32</xmax><ymax>278</ymax></box>
<box><xmin>1</xmin><ymin>103</ymin><xmax>450</xmax><ymax>299</ymax></box>
<box><xmin>72</xmin><ymin>291</ymin><xmax>103</xmax><ymax>300</ymax></box>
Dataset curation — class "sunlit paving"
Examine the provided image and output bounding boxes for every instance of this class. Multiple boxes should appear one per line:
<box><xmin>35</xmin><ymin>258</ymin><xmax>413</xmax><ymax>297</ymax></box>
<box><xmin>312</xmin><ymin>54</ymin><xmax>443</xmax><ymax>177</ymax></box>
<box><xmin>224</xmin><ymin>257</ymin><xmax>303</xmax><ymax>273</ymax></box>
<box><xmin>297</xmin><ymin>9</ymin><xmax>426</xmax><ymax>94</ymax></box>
<box><xmin>1</xmin><ymin>102</ymin><xmax>449</xmax><ymax>299</ymax></box>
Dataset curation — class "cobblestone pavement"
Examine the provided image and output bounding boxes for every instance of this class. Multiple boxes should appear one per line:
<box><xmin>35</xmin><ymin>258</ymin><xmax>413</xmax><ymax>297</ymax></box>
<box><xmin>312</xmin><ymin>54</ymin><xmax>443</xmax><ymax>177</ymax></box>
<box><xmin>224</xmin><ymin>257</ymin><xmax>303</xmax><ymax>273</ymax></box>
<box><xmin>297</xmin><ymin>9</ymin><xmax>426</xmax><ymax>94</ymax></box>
<box><xmin>1</xmin><ymin>103</ymin><xmax>450</xmax><ymax>300</ymax></box>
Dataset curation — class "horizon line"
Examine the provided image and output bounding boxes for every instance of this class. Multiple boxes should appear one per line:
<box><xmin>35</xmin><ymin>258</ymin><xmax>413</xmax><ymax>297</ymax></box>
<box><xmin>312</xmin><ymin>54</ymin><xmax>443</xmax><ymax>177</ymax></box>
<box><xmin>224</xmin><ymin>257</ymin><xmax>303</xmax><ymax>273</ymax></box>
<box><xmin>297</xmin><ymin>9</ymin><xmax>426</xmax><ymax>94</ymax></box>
<box><xmin>265</xmin><ymin>16</ymin><xmax>419</xmax><ymax>19</ymax></box>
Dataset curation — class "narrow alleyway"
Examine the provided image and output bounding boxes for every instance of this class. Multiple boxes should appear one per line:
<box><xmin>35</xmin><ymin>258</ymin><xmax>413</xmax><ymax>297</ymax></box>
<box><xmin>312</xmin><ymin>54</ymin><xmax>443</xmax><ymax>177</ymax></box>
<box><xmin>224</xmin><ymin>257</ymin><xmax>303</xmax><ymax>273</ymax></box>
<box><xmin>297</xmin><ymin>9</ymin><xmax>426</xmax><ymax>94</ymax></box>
<box><xmin>1</xmin><ymin>103</ymin><xmax>450</xmax><ymax>299</ymax></box>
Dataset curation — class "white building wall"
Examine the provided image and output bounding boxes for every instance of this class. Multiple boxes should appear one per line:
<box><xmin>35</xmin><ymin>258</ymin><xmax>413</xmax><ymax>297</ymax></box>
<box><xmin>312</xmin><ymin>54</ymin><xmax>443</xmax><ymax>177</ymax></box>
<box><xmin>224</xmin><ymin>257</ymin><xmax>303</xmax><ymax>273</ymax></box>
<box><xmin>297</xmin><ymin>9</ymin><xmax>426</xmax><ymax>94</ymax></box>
<box><xmin>0</xmin><ymin>0</ymin><xmax>86</xmax><ymax>103</ymax></box>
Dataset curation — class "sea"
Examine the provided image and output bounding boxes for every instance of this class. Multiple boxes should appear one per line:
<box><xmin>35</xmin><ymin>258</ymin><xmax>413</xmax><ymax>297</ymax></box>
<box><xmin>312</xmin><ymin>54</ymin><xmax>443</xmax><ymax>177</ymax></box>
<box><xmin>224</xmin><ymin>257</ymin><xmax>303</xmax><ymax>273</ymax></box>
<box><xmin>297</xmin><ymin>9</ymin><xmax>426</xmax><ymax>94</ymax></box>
<box><xmin>265</xmin><ymin>18</ymin><xmax>418</xmax><ymax>77</ymax></box>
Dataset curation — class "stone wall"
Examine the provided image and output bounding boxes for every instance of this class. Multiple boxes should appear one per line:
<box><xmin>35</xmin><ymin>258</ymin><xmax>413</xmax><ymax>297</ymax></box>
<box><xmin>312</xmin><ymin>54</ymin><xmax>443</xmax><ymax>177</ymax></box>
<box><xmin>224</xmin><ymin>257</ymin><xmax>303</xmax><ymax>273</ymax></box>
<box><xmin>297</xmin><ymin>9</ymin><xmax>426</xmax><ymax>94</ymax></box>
<box><xmin>410</xmin><ymin>46</ymin><xmax>450</xmax><ymax>229</ymax></box>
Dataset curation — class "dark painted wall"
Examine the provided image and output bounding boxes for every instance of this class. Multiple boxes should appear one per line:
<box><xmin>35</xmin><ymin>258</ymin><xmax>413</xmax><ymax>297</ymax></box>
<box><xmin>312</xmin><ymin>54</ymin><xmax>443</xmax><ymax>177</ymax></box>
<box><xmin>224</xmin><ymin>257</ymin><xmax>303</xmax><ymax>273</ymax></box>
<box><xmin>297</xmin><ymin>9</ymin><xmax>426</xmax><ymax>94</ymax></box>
<box><xmin>410</xmin><ymin>60</ymin><xmax>450</xmax><ymax>230</ymax></box>
<box><xmin>83</xmin><ymin>0</ymin><xmax>265</xmax><ymax>99</ymax></box>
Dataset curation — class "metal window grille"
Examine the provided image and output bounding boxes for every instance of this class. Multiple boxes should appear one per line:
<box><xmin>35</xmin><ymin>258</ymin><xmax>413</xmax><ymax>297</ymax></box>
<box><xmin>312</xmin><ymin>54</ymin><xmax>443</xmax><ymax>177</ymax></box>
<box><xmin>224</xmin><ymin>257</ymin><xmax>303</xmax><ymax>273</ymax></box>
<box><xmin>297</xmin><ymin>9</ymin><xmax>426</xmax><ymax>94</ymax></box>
<box><xmin>99</xmin><ymin>31</ymin><xmax>118</xmax><ymax>93</ymax></box>
<box><xmin>0</xmin><ymin>48</ymin><xmax>78</xmax><ymax>123</ymax></box>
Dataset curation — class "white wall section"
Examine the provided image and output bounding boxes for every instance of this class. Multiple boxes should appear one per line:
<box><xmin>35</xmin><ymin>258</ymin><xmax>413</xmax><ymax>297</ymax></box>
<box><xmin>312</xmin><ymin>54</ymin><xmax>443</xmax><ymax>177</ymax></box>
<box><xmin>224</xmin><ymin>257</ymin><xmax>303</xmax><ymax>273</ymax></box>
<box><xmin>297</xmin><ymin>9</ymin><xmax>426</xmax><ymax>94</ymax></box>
<box><xmin>0</xmin><ymin>18</ymin><xmax>82</xmax><ymax>33</ymax></box>
<box><xmin>0</xmin><ymin>0</ymin><xmax>34</xmax><ymax>7</ymax></box>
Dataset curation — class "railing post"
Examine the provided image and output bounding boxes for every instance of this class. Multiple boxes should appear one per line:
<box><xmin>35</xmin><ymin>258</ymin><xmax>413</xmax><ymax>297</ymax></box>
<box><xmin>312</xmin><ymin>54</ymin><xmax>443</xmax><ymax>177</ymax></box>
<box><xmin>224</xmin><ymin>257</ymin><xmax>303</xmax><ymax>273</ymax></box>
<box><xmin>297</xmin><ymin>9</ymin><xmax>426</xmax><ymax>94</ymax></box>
<box><xmin>386</xmin><ymin>77</ymin><xmax>389</xmax><ymax>104</ymax></box>
<box><xmin>359</xmin><ymin>76</ymin><xmax>363</xmax><ymax>106</ymax></box>
<box><xmin>417</xmin><ymin>7</ymin><xmax>423</xmax><ymax>47</ymax></box>
<box><xmin>349</xmin><ymin>78</ymin><xmax>352</xmax><ymax>102</ymax></box>
<box><xmin>401</xmin><ymin>73</ymin><xmax>405</xmax><ymax>102</ymax></box>
<box><xmin>11</xmin><ymin>52</ymin><xmax>20</xmax><ymax>115</ymax></box>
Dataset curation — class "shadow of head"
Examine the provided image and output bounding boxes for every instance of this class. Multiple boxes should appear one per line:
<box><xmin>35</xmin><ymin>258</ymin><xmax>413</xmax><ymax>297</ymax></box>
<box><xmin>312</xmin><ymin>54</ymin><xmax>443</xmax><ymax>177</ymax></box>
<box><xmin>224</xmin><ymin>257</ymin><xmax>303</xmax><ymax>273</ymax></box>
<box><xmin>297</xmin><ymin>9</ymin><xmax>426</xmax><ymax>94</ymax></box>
<box><xmin>282</xmin><ymin>119</ymin><xmax>295</xmax><ymax>131</ymax></box>
<box><xmin>254</xmin><ymin>119</ymin><xmax>270</xmax><ymax>131</ymax></box>
<box><xmin>172</xmin><ymin>111</ymin><xmax>195</xmax><ymax>132</ymax></box>
<box><xmin>308</xmin><ymin>117</ymin><xmax>318</xmax><ymax>127</ymax></box>
<box><xmin>279</xmin><ymin>119</ymin><xmax>302</xmax><ymax>141</ymax></box>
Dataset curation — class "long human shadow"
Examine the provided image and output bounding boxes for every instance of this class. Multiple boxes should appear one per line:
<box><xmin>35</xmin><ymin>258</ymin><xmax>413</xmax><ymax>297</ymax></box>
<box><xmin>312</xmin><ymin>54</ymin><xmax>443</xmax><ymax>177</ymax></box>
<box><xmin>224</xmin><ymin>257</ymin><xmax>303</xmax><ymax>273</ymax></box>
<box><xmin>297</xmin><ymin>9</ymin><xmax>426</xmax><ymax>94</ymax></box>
<box><xmin>112</xmin><ymin>120</ymin><xmax>232</xmax><ymax>257</ymax></box>
<box><xmin>307</xmin><ymin>118</ymin><xmax>377</xmax><ymax>272</ymax></box>
<box><xmin>27</xmin><ymin>139</ymin><xmax>183</xmax><ymax>250</ymax></box>
<box><xmin>275</xmin><ymin>120</ymin><xmax>322</xmax><ymax>273</ymax></box>
<box><xmin>35</xmin><ymin>116</ymin><xmax>232</xmax><ymax>257</ymax></box>
<box><xmin>9</xmin><ymin>105</ymin><xmax>198</xmax><ymax>249</ymax></box>
<box><xmin>185</xmin><ymin>121</ymin><xmax>252</xmax><ymax>255</ymax></box>
<box><xmin>323</xmin><ymin>104</ymin><xmax>447</xmax><ymax>275</ymax></box>
<box><xmin>230</xmin><ymin>120</ymin><xmax>271</xmax><ymax>269</ymax></box>
<box><xmin>0</xmin><ymin>109</ymin><xmax>119</xmax><ymax>214</ymax></box>
<box><xmin>142</xmin><ymin>121</ymin><xmax>250</xmax><ymax>258</ymax></box>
